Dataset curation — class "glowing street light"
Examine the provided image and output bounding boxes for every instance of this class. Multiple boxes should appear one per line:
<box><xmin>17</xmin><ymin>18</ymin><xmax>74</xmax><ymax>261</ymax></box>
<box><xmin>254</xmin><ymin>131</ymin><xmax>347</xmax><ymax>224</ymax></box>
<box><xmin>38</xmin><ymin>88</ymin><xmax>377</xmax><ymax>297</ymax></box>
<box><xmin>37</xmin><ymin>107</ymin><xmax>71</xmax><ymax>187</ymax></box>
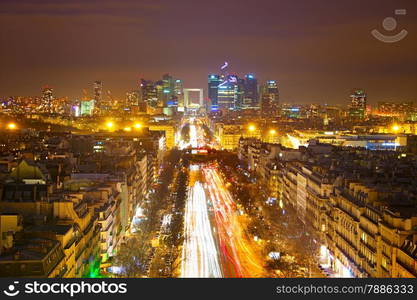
<box><xmin>106</xmin><ymin>121</ymin><xmax>114</xmax><ymax>130</ymax></box>
<box><xmin>134</xmin><ymin>123</ymin><xmax>142</xmax><ymax>129</ymax></box>
<box><xmin>7</xmin><ymin>123</ymin><xmax>17</xmax><ymax>130</ymax></box>
<box><xmin>392</xmin><ymin>125</ymin><xmax>400</xmax><ymax>132</ymax></box>
<box><xmin>269</xmin><ymin>129</ymin><xmax>277</xmax><ymax>135</ymax></box>
<box><xmin>248</xmin><ymin>125</ymin><xmax>256</xmax><ymax>132</ymax></box>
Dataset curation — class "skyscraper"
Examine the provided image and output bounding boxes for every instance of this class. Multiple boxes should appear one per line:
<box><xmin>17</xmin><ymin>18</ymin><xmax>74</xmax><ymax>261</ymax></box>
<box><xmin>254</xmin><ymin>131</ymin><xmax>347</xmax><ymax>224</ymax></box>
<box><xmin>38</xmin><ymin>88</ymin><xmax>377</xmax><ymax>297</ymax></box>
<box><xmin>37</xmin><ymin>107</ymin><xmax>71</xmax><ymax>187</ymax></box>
<box><xmin>139</xmin><ymin>75</ymin><xmax>183</xmax><ymax>110</ymax></box>
<box><xmin>243</xmin><ymin>74</ymin><xmax>258</xmax><ymax>109</ymax></box>
<box><xmin>208</xmin><ymin>72</ymin><xmax>260</xmax><ymax>111</ymax></box>
<box><xmin>161</xmin><ymin>74</ymin><xmax>176</xmax><ymax>107</ymax></box>
<box><xmin>140</xmin><ymin>79</ymin><xmax>158</xmax><ymax>108</ymax></box>
<box><xmin>266</xmin><ymin>80</ymin><xmax>279</xmax><ymax>102</ymax></box>
<box><xmin>217</xmin><ymin>74</ymin><xmax>240</xmax><ymax>110</ymax></box>
<box><xmin>236</xmin><ymin>77</ymin><xmax>245</xmax><ymax>110</ymax></box>
<box><xmin>174</xmin><ymin>79</ymin><xmax>184</xmax><ymax>108</ymax></box>
<box><xmin>41</xmin><ymin>85</ymin><xmax>54</xmax><ymax>113</ymax></box>
<box><xmin>208</xmin><ymin>74</ymin><xmax>221</xmax><ymax>111</ymax></box>
<box><xmin>93</xmin><ymin>81</ymin><xmax>102</xmax><ymax>109</ymax></box>
<box><xmin>126</xmin><ymin>91</ymin><xmax>140</xmax><ymax>107</ymax></box>
<box><xmin>260</xmin><ymin>80</ymin><xmax>279</xmax><ymax>115</ymax></box>
<box><xmin>349</xmin><ymin>89</ymin><xmax>367</xmax><ymax>119</ymax></box>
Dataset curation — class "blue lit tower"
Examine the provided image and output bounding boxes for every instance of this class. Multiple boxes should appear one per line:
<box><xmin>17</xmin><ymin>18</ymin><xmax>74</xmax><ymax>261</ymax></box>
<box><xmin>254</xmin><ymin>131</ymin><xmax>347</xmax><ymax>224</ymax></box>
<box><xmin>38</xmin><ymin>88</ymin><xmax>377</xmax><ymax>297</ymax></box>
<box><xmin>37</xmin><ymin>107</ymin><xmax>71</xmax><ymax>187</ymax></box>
<box><xmin>243</xmin><ymin>74</ymin><xmax>258</xmax><ymax>109</ymax></box>
<box><xmin>217</xmin><ymin>74</ymin><xmax>239</xmax><ymax>110</ymax></box>
<box><xmin>208</xmin><ymin>74</ymin><xmax>221</xmax><ymax>111</ymax></box>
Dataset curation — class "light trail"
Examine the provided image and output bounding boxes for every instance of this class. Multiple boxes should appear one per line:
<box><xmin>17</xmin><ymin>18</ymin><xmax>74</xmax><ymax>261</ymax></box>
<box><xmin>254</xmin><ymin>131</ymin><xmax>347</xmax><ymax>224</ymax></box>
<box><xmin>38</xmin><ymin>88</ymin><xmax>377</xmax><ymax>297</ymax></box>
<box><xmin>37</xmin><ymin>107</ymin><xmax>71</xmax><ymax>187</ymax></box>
<box><xmin>180</xmin><ymin>179</ymin><xmax>222</xmax><ymax>278</ymax></box>
<box><xmin>190</xmin><ymin>124</ymin><xmax>198</xmax><ymax>148</ymax></box>
<box><xmin>179</xmin><ymin>120</ymin><xmax>266</xmax><ymax>277</ymax></box>
<box><xmin>203</xmin><ymin>167</ymin><xmax>266</xmax><ymax>277</ymax></box>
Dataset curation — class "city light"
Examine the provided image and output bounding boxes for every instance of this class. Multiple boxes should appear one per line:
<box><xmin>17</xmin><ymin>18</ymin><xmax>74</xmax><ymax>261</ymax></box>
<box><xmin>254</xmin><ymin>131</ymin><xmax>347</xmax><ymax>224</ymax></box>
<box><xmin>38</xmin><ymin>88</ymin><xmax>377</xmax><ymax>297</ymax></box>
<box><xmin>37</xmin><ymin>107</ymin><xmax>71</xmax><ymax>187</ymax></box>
<box><xmin>7</xmin><ymin>123</ymin><xmax>17</xmax><ymax>130</ymax></box>
<box><xmin>3</xmin><ymin>0</ymin><xmax>417</xmax><ymax>284</ymax></box>
<box><xmin>181</xmin><ymin>180</ymin><xmax>222</xmax><ymax>277</ymax></box>
<box><xmin>105</xmin><ymin>121</ymin><xmax>114</xmax><ymax>130</ymax></box>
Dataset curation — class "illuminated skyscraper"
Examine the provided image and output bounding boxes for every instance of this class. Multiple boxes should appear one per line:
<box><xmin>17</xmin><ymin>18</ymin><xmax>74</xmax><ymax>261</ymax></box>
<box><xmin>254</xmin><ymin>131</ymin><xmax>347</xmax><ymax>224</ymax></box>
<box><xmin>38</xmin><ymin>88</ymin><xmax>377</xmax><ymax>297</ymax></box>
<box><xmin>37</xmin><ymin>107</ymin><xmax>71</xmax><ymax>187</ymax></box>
<box><xmin>349</xmin><ymin>89</ymin><xmax>367</xmax><ymax>119</ymax></box>
<box><xmin>236</xmin><ymin>77</ymin><xmax>245</xmax><ymax>109</ymax></box>
<box><xmin>217</xmin><ymin>74</ymin><xmax>240</xmax><ymax>110</ymax></box>
<box><xmin>243</xmin><ymin>74</ymin><xmax>258</xmax><ymax>109</ymax></box>
<box><xmin>140</xmin><ymin>79</ymin><xmax>158</xmax><ymax>108</ymax></box>
<box><xmin>41</xmin><ymin>85</ymin><xmax>54</xmax><ymax>113</ymax></box>
<box><xmin>208</xmin><ymin>72</ymin><xmax>259</xmax><ymax>111</ymax></box>
<box><xmin>162</xmin><ymin>74</ymin><xmax>174</xmax><ymax>91</ymax></box>
<box><xmin>208</xmin><ymin>74</ymin><xmax>221</xmax><ymax>111</ymax></box>
<box><xmin>126</xmin><ymin>91</ymin><xmax>140</xmax><ymax>107</ymax></box>
<box><xmin>80</xmin><ymin>99</ymin><xmax>95</xmax><ymax>116</ymax></box>
<box><xmin>266</xmin><ymin>80</ymin><xmax>279</xmax><ymax>102</ymax></box>
<box><xmin>93</xmin><ymin>81</ymin><xmax>102</xmax><ymax>108</ymax></box>
<box><xmin>260</xmin><ymin>80</ymin><xmax>279</xmax><ymax>115</ymax></box>
<box><xmin>154</xmin><ymin>80</ymin><xmax>164</xmax><ymax>107</ymax></box>
<box><xmin>140</xmin><ymin>75</ymin><xmax>183</xmax><ymax>110</ymax></box>
<box><xmin>350</xmin><ymin>89</ymin><xmax>366</xmax><ymax>107</ymax></box>
<box><xmin>161</xmin><ymin>74</ymin><xmax>175</xmax><ymax>107</ymax></box>
<box><xmin>174</xmin><ymin>79</ymin><xmax>184</xmax><ymax>108</ymax></box>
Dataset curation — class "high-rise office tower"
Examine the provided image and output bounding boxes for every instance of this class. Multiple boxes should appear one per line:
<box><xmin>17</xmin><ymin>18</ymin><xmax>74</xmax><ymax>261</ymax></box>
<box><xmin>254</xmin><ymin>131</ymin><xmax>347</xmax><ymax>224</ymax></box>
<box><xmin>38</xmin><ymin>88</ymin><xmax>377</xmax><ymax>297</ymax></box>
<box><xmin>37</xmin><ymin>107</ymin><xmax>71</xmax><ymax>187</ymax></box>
<box><xmin>93</xmin><ymin>81</ymin><xmax>102</xmax><ymax>107</ymax></box>
<box><xmin>140</xmin><ymin>79</ymin><xmax>158</xmax><ymax>108</ymax></box>
<box><xmin>260</xmin><ymin>80</ymin><xmax>279</xmax><ymax>115</ymax></box>
<box><xmin>126</xmin><ymin>91</ymin><xmax>140</xmax><ymax>107</ymax></box>
<box><xmin>243</xmin><ymin>74</ymin><xmax>258</xmax><ymax>109</ymax></box>
<box><xmin>161</xmin><ymin>74</ymin><xmax>175</xmax><ymax>107</ymax></box>
<box><xmin>41</xmin><ymin>85</ymin><xmax>54</xmax><ymax>113</ymax></box>
<box><xmin>154</xmin><ymin>80</ymin><xmax>165</xmax><ymax>107</ymax></box>
<box><xmin>349</xmin><ymin>89</ymin><xmax>367</xmax><ymax>119</ymax></box>
<box><xmin>208</xmin><ymin>72</ymin><xmax>259</xmax><ymax>111</ymax></box>
<box><xmin>266</xmin><ymin>80</ymin><xmax>279</xmax><ymax>102</ymax></box>
<box><xmin>162</xmin><ymin>74</ymin><xmax>175</xmax><ymax>92</ymax></box>
<box><xmin>236</xmin><ymin>77</ymin><xmax>245</xmax><ymax>110</ymax></box>
<box><xmin>174</xmin><ymin>79</ymin><xmax>184</xmax><ymax>108</ymax></box>
<box><xmin>140</xmin><ymin>75</ymin><xmax>183</xmax><ymax>110</ymax></box>
<box><xmin>217</xmin><ymin>74</ymin><xmax>240</xmax><ymax>110</ymax></box>
<box><xmin>208</xmin><ymin>74</ymin><xmax>221</xmax><ymax>111</ymax></box>
<box><xmin>174</xmin><ymin>79</ymin><xmax>183</xmax><ymax>94</ymax></box>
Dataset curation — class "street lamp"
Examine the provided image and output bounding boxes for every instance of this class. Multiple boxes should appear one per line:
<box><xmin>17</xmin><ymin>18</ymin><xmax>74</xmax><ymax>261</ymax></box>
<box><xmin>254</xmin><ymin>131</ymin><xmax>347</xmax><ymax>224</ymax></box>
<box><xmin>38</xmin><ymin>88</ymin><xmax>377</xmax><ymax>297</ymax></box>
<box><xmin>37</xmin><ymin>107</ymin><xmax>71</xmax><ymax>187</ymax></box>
<box><xmin>269</xmin><ymin>129</ymin><xmax>277</xmax><ymax>135</ymax></box>
<box><xmin>7</xmin><ymin>123</ymin><xmax>17</xmax><ymax>130</ymax></box>
<box><xmin>392</xmin><ymin>125</ymin><xmax>400</xmax><ymax>133</ymax></box>
<box><xmin>134</xmin><ymin>123</ymin><xmax>142</xmax><ymax>129</ymax></box>
<box><xmin>248</xmin><ymin>125</ymin><xmax>256</xmax><ymax>132</ymax></box>
<box><xmin>106</xmin><ymin>121</ymin><xmax>114</xmax><ymax>130</ymax></box>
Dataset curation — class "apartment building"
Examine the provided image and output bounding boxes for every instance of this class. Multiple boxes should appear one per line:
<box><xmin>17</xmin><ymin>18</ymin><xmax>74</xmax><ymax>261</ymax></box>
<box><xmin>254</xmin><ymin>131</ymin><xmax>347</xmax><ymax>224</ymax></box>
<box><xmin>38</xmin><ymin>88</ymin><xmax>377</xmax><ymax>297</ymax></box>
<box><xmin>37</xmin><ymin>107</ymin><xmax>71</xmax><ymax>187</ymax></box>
<box><xmin>238</xmin><ymin>138</ymin><xmax>417</xmax><ymax>278</ymax></box>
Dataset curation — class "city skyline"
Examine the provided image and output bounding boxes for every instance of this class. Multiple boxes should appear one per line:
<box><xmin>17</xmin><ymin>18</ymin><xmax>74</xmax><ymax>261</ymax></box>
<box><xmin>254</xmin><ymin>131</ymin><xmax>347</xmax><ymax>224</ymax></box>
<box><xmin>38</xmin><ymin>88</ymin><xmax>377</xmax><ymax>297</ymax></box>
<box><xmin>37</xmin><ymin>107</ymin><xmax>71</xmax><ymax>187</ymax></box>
<box><xmin>1</xmin><ymin>0</ymin><xmax>417</xmax><ymax>283</ymax></box>
<box><xmin>0</xmin><ymin>0</ymin><xmax>416</xmax><ymax>104</ymax></box>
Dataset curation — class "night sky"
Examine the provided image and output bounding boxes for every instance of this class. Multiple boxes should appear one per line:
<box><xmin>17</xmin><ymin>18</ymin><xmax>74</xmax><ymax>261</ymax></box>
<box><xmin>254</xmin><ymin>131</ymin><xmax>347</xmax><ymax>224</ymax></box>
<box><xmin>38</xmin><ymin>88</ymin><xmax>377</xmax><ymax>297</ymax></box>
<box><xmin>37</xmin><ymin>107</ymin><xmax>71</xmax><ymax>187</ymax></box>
<box><xmin>0</xmin><ymin>0</ymin><xmax>416</xmax><ymax>105</ymax></box>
